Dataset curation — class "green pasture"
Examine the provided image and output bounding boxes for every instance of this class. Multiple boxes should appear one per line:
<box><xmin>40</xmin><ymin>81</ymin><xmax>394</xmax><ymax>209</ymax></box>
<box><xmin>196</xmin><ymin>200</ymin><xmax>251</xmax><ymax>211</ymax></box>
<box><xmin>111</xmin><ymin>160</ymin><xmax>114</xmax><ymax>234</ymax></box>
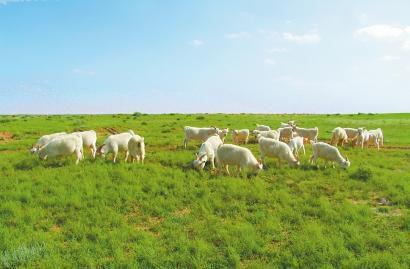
<box><xmin>0</xmin><ymin>113</ymin><xmax>409</xmax><ymax>268</ymax></box>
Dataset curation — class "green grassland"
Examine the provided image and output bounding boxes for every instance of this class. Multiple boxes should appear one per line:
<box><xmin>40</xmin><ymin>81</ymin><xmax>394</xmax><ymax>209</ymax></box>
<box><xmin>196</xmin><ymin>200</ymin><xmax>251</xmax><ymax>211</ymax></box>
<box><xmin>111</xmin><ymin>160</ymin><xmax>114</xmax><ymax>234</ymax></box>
<box><xmin>0</xmin><ymin>113</ymin><xmax>409</xmax><ymax>268</ymax></box>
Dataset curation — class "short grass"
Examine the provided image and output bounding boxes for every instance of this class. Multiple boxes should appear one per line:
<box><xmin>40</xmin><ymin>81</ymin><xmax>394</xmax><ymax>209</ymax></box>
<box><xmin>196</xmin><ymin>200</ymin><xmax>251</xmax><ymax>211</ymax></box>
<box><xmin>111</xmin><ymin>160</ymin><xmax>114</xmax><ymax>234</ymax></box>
<box><xmin>0</xmin><ymin>113</ymin><xmax>409</xmax><ymax>268</ymax></box>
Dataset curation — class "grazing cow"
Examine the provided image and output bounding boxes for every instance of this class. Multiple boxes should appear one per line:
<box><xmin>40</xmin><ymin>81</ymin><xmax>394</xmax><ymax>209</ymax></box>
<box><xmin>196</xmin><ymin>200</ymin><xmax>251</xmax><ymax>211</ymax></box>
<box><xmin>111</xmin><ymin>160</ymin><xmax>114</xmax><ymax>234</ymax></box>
<box><xmin>98</xmin><ymin>131</ymin><xmax>134</xmax><ymax>163</ymax></box>
<box><xmin>310</xmin><ymin>141</ymin><xmax>350</xmax><ymax>169</ymax></box>
<box><xmin>288</xmin><ymin>136</ymin><xmax>305</xmax><ymax>157</ymax></box>
<box><xmin>216</xmin><ymin>144</ymin><xmax>263</xmax><ymax>175</ymax></box>
<box><xmin>232</xmin><ymin>129</ymin><xmax>250</xmax><ymax>144</ymax></box>
<box><xmin>192</xmin><ymin>135</ymin><xmax>223</xmax><ymax>170</ymax></box>
<box><xmin>30</xmin><ymin>132</ymin><xmax>66</xmax><ymax>153</ymax></box>
<box><xmin>71</xmin><ymin>130</ymin><xmax>97</xmax><ymax>158</ymax></box>
<box><xmin>258</xmin><ymin>137</ymin><xmax>299</xmax><ymax>167</ymax></box>
<box><xmin>37</xmin><ymin>134</ymin><xmax>83</xmax><ymax>164</ymax></box>
<box><xmin>128</xmin><ymin>134</ymin><xmax>145</xmax><ymax>164</ymax></box>
<box><xmin>331</xmin><ymin>127</ymin><xmax>348</xmax><ymax>146</ymax></box>
<box><xmin>183</xmin><ymin>126</ymin><xmax>219</xmax><ymax>149</ymax></box>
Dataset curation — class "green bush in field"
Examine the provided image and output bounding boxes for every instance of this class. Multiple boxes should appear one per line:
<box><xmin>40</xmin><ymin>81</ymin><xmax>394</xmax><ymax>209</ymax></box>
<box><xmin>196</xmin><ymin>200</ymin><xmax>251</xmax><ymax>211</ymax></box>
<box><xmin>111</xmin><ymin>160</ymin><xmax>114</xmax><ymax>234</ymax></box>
<box><xmin>0</xmin><ymin>113</ymin><xmax>409</xmax><ymax>268</ymax></box>
<box><xmin>350</xmin><ymin>167</ymin><xmax>373</xmax><ymax>181</ymax></box>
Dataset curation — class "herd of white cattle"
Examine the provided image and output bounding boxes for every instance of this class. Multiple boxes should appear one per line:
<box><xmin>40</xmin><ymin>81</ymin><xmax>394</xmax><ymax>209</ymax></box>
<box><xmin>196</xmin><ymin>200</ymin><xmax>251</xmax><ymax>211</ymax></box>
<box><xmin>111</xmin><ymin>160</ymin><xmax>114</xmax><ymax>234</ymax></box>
<box><xmin>29</xmin><ymin>120</ymin><xmax>384</xmax><ymax>175</ymax></box>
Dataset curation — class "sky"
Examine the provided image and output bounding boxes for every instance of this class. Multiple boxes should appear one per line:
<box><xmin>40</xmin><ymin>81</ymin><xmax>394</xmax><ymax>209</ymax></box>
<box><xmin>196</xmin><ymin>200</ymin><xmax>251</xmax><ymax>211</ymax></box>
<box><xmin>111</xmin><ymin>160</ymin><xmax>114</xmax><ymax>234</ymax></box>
<box><xmin>1</xmin><ymin>0</ymin><xmax>410</xmax><ymax>114</ymax></box>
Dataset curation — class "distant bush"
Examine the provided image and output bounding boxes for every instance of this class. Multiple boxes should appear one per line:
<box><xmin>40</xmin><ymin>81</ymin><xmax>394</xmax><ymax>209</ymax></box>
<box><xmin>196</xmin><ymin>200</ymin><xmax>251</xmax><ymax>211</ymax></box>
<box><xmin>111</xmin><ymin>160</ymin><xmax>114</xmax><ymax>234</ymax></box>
<box><xmin>133</xmin><ymin>112</ymin><xmax>143</xmax><ymax>117</ymax></box>
<box><xmin>196</xmin><ymin>116</ymin><xmax>205</xmax><ymax>120</ymax></box>
<box><xmin>350</xmin><ymin>167</ymin><xmax>373</xmax><ymax>181</ymax></box>
<box><xmin>141</xmin><ymin>122</ymin><xmax>148</xmax><ymax>125</ymax></box>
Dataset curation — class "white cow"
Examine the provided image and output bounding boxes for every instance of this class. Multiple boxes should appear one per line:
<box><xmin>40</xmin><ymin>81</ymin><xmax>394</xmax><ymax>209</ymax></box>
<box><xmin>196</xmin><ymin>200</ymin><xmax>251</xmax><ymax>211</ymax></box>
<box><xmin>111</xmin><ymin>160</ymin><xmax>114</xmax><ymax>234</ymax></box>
<box><xmin>277</xmin><ymin>127</ymin><xmax>294</xmax><ymax>142</ymax></box>
<box><xmin>71</xmin><ymin>130</ymin><xmax>97</xmax><ymax>158</ymax></box>
<box><xmin>192</xmin><ymin>135</ymin><xmax>223</xmax><ymax>170</ymax></box>
<box><xmin>98</xmin><ymin>131</ymin><xmax>134</xmax><ymax>162</ymax></box>
<box><xmin>288</xmin><ymin>136</ymin><xmax>305</xmax><ymax>157</ymax></box>
<box><xmin>37</xmin><ymin>134</ymin><xmax>83</xmax><ymax>164</ymax></box>
<box><xmin>183</xmin><ymin>126</ymin><xmax>219</xmax><ymax>149</ymax></box>
<box><xmin>128</xmin><ymin>134</ymin><xmax>145</xmax><ymax>164</ymax></box>
<box><xmin>258</xmin><ymin>137</ymin><xmax>299</xmax><ymax>167</ymax></box>
<box><xmin>255</xmin><ymin>124</ymin><xmax>271</xmax><ymax>131</ymax></box>
<box><xmin>217</xmin><ymin>128</ymin><xmax>229</xmax><ymax>143</ymax></box>
<box><xmin>331</xmin><ymin>127</ymin><xmax>348</xmax><ymax>146</ymax></box>
<box><xmin>293</xmin><ymin>126</ymin><xmax>319</xmax><ymax>142</ymax></box>
<box><xmin>310</xmin><ymin>141</ymin><xmax>350</xmax><ymax>169</ymax></box>
<box><xmin>232</xmin><ymin>129</ymin><xmax>250</xmax><ymax>144</ymax></box>
<box><xmin>30</xmin><ymin>132</ymin><xmax>66</xmax><ymax>153</ymax></box>
<box><xmin>216</xmin><ymin>144</ymin><xmax>263</xmax><ymax>175</ymax></box>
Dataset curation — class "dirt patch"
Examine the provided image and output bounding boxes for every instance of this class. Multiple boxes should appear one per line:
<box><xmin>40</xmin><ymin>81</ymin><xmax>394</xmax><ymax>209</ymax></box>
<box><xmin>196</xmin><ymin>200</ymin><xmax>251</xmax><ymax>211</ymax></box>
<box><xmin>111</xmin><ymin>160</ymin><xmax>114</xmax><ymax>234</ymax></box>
<box><xmin>0</xmin><ymin>132</ymin><xmax>14</xmax><ymax>144</ymax></box>
<box><xmin>50</xmin><ymin>224</ymin><xmax>62</xmax><ymax>233</ymax></box>
<box><xmin>134</xmin><ymin>216</ymin><xmax>163</xmax><ymax>237</ymax></box>
<box><xmin>347</xmin><ymin>198</ymin><xmax>367</xmax><ymax>205</ymax></box>
<box><xmin>382</xmin><ymin>145</ymin><xmax>410</xmax><ymax>150</ymax></box>
<box><xmin>173</xmin><ymin>207</ymin><xmax>191</xmax><ymax>217</ymax></box>
<box><xmin>0</xmin><ymin>131</ymin><xmax>13</xmax><ymax>140</ymax></box>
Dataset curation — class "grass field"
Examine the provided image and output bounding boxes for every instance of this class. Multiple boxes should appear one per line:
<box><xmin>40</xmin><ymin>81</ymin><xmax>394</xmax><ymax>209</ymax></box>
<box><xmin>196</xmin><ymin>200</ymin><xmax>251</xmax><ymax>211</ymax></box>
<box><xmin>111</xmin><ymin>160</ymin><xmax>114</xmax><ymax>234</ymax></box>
<box><xmin>0</xmin><ymin>113</ymin><xmax>409</xmax><ymax>268</ymax></box>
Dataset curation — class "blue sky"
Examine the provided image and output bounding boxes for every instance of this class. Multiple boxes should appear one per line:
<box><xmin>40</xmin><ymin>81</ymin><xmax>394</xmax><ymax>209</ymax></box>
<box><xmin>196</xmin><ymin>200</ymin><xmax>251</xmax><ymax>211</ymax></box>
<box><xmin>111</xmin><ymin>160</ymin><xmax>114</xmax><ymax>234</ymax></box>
<box><xmin>1</xmin><ymin>0</ymin><xmax>410</xmax><ymax>114</ymax></box>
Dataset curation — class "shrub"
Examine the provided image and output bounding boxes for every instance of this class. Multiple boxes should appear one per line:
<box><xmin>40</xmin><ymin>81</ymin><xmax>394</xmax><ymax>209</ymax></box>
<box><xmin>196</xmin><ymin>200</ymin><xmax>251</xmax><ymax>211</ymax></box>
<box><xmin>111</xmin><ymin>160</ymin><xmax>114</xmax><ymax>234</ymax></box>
<box><xmin>133</xmin><ymin>112</ymin><xmax>143</xmax><ymax>117</ymax></box>
<box><xmin>350</xmin><ymin>167</ymin><xmax>373</xmax><ymax>181</ymax></box>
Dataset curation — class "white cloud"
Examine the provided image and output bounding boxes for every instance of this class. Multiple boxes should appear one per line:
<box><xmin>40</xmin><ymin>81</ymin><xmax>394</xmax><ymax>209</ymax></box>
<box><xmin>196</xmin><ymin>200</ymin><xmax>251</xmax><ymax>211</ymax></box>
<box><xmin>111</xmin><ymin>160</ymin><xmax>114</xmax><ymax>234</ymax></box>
<box><xmin>266</xmin><ymin>48</ymin><xmax>287</xmax><ymax>53</ymax></box>
<box><xmin>225</xmin><ymin>31</ymin><xmax>251</xmax><ymax>39</ymax></box>
<box><xmin>264</xmin><ymin>58</ymin><xmax>276</xmax><ymax>65</ymax></box>
<box><xmin>73</xmin><ymin>68</ymin><xmax>96</xmax><ymax>76</ymax></box>
<box><xmin>189</xmin><ymin>39</ymin><xmax>204</xmax><ymax>47</ymax></box>
<box><xmin>378</xmin><ymin>55</ymin><xmax>400</xmax><ymax>61</ymax></box>
<box><xmin>282</xmin><ymin>32</ymin><xmax>321</xmax><ymax>44</ymax></box>
<box><xmin>355</xmin><ymin>24</ymin><xmax>406</xmax><ymax>40</ymax></box>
